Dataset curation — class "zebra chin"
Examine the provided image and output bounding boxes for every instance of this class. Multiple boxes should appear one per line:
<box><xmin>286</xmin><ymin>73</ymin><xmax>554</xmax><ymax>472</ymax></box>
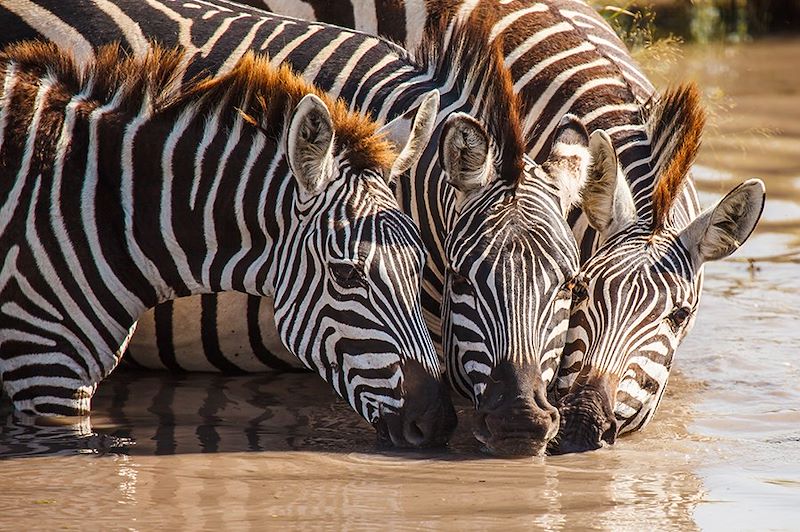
<box><xmin>372</xmin><ymin>359</ymin><xmax>457</xmax><ymax>450</ymax></box>
<box><xmin>471</xmin><ymin>361</ymin><xmax>560</xmax><ymax>457</ymax></box>
<box><xmin>549</xmin><ymin>377</ymin><xmax>619</xmax><ymax>455</ymax></box>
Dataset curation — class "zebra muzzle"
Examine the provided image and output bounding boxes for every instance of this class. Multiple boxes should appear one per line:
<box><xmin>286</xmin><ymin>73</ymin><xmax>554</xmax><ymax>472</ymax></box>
<box><xmin>374</xmin><ymin>360</ymin><xmax>457</xmax><ymax>449</ymax></box>
<box><xmin>472</xmin><ymin>361</ymin><xmax>560</xmax><ymax>457</ymax></box>
<box><xmin>550</xmin><ymin>377</ymin><xmax>618</xmax><ymax>454</ymax></box>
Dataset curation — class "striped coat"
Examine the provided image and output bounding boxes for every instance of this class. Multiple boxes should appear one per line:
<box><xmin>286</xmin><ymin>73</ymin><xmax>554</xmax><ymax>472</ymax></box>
<box><xmin>0</xmin><ymin>40</ymin><xmax>457</xmax><ymax>447</ymax></box>
<box><xmin>0</xmin><ymin>0</ymin><xmax>598</xmax><ymax>455</ymax></box>
<box><xmin>252</xmin><ymin>0</ymin><xmax>767</xmax><ymax>447</ymax></box>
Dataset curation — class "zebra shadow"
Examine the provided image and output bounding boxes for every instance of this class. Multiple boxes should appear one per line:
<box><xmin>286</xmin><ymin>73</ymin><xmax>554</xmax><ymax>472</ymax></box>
<box><xmin>0</xmin><ymin>369</ymin><xmax>484</xmax><ymax>459</ymax></box>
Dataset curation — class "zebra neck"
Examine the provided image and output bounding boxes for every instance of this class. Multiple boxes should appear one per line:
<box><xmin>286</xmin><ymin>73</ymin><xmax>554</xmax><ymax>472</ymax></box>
<box><xmin>123</xmin><ymin>101</ymin><xmax>283</xmax><ymax>307</ymax></box>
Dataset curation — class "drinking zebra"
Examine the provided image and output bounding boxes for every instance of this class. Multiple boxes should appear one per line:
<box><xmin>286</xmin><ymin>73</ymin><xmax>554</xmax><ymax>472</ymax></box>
<box><xmin>554</xmin><ymin>87</ymin><xmax>765</xmax><ymax>452</ymax></box>
<box><xmin>0</xmin><ymin>41</ymin><xmax>458</xmax><ymax>448</ymax></box>
<box><xmin>0</xmin><ymin>0</ymin><xmax>599</xmax><ymax>455</ymax></box>
<box><xmin>251</xmin><ymin>0</ymin><xmax>767</xmax><ymax>449</ymax></box>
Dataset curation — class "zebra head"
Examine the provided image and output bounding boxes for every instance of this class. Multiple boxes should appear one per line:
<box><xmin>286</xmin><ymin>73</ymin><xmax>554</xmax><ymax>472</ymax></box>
<box><xmin>273</xmin><ymin>93</ymin><xmax>456</xmax><ymax>448</ymax></box>
<box><xmin>554</xmin><ymin>85</ymin><xmax>766</xmax><ymax>453</ymax></box>
<box><xmin>439</xmin><ymin>113</ymin><xmax>592</xmax><ymax>456</ymax></box>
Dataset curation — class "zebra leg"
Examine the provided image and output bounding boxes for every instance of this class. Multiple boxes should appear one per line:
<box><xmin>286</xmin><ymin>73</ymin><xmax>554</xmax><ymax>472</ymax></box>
<box><xmin>0</xmin><ymin>304</ymin><xmax>135</xmax><ymax>418</ymax></box>
<box><xmin>2</xmin><ymin>356</ymin><xmax>103</xmax><ymax>418</ymax></box>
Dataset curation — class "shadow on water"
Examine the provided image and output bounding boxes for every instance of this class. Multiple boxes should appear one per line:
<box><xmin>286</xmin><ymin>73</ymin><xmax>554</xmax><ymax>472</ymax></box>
<box><xmin>0</xmin><ymin>369</ymin><xmax>708</xmax><ymax>529</ymax></box>
<box><xmin>0</xmin><ymin>370</ymin><xmax>499</xmax><ymax>459</ymax></box>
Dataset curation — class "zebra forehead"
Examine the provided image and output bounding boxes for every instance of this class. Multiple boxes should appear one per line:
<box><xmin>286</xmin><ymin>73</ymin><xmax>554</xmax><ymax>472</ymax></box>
<box><xmin>588</xmin><ymin>231</ymin><xmax>696</xmax><ymax>281</ymax></box>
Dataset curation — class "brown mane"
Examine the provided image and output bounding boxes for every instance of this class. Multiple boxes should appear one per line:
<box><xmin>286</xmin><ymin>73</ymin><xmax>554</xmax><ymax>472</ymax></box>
<box><xmin>646</xmin><ymin>82</ymin><xmax>706</xmax><ymax>231</ymax></box>
<box><xmin>1</xmin><ymin>40</ymin><xmax>185</xmax><ymax>119</ymax></box>
<box><xmin>182</xmin><ymin>52</ymin><xmax>397</xmax><ymax>173</ymax></box>
<box><xmin>0</xmin><ymin>41</ymin><xmax>397</xmax><ymax>174</ymax></box>
<box><xmin>415</xmin><ymin>15</ymin><xmax>526</xmax><ymax>183</ymax></box>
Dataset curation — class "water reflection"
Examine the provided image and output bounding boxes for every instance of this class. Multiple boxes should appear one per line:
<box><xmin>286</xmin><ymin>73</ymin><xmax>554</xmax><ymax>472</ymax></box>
<box><xmin>0</xmin><ymin>372</ymin><xmax>380</xmax><ymax>457</ymax></box>
<box><xmin>0</xmin><ymin>369</ymin><xmax>707</xmax><ymax>528</ymax></box>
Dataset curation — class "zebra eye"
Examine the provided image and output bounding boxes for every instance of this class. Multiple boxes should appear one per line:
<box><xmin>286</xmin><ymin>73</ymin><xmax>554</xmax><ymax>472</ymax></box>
<box><xmin>569</xmin><ymin>277</ymin><xmax>589</xmax><ymax>306</ymax></box>
<box><xmin>667</xmin><ymin>306</ymin><xmax>691</xmax><ymax>331</ymax></box>
<box><xmin>448</xmin><ymin>269</ymin><xmax>472</xmax><ymax>292</ymax></box>
<box><xmin>330</xmin><ymin>262</ymin><xmax>365</xmax><ymax>289</ymax></box>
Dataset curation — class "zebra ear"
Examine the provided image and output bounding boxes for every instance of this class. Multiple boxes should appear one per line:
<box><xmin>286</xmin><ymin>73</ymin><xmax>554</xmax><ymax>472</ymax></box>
<box><xmin>581</xmin><ymin>130</ymin><xmax>637</xmax><ymax>242</ymax></box>
<box><xmin>542</xmin><ymin>114</ymin><xmax>591</xmax><ymax>213</ymax></box>
<box><xmin>378</xmin><ymin>90</ymin><xmax>440</xmax><ymax>180</ymax></box>
<box><xmin>679</xmin><ymin>179</ymin><xmax>765</xmax><ymax>267</ymax></box>
<box><xmin>286</xmin><ymin>94</ymin><xmax>336</xmax><ymax>198</ymax></box>
<box><xmin>439</xmin><ymin>112</ymin><xmax>495</xmax><ymax>199</ymax></box>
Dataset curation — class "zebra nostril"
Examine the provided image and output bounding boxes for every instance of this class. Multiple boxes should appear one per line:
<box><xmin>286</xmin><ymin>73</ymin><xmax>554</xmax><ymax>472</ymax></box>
<box><xmin>403</xmin><ymin>420</ymin><xmax>427</xmax><ymax>447</ymax></box>
<box><xmin>600</xmin><ymin>420</ymin><xmax>617</xmax><ymax>445</ymax></box>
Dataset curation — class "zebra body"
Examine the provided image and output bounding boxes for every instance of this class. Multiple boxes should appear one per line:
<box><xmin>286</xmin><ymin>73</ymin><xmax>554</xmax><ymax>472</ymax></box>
<box><xmin>0</xmin><ymin>0</ymin><xmax>596</xmax><ymax>455</ymax></box>
<box><xmin>0</xmin><ymin>41</ymin><xmax>459</xmax><ymax>447</ymax></box>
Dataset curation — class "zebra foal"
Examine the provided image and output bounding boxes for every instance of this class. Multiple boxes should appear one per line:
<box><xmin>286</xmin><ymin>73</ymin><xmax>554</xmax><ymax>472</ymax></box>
<box><xmin>0</xmin><ymin>41</ymin><xmax>457</xmax><ymax>447</ymax></box>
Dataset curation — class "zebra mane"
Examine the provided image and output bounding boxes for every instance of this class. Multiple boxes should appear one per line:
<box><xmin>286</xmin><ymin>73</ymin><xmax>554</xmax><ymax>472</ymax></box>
<box><xmin>0</xmin><ymin>40</ymin><xmax>185</xmax><ymax>117</ymax></box>
<box><xmin>182</xmin><ymin>52</ymin><xmax>398</xmax><ymax>174</ymax></box>
<box><xmin>0</xmin><ymin>41</ymin><xmax>397</xmax><ymax>175</ymax></box>
<box><xmin>644</xmin><ymin>82</ymin><xmax>706</xmax><ymax>231</ymax></box>
<box><xmin>414</xmin><ymin>16</ymin><xmax>526</xmax><ymax>184</ymax></box>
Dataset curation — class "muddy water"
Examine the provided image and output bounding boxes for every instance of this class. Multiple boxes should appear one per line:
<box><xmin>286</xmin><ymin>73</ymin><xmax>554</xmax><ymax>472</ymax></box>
<box><xmin>1</xmin><ymin>39</ymin><xmax>799</xmax><ymax>530</ymax></box>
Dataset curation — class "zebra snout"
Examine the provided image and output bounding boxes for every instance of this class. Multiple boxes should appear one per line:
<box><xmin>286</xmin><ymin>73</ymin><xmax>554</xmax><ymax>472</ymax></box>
<box><xmin>473</xmin><ymin>361</ymin><xmax>560</xmax><ymax>456</ymax></box>
<box><xmin>375</xmin><ymin>359</ymin><xmax>457</xmax><ymax>449</ymax></box>
<box><xmin>474</xmin><ymin>395</ymin><xmax>560</xmax><ymax>457</ymax></box>
<box><xmin>550</xmin><ymin>380</ymin><xmax>618</xmax><ymax>454</ymax></box>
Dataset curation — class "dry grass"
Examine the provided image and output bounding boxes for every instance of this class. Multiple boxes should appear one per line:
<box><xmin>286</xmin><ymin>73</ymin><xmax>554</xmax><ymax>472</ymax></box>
<box><xmin>588</xmin><ymin>0</ymin><xmax>684</xmax><ymax>78</ymax></box>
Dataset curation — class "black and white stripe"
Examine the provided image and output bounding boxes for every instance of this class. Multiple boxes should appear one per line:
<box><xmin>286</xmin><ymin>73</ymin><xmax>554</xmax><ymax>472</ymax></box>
<box><xmin>255</xmin><ymin>0</ymin><xmax>760</xmax><ymax>441</ymax></box>
<box><xmin>0</xmin><ymin>41</ymin><xmax>457</xmax><ymax>447</ymax></box>
<box><xmin>0</xmin><ymin>0</ymin><xmax>594</xmax><ymax>454</ymax></box>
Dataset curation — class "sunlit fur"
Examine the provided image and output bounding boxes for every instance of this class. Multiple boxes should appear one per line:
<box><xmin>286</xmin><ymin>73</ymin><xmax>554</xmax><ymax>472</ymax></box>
<box><xmin>0</xmin><ymin>43</ymin><xmax>449</xmax><ymax>442</ymax></box>
<box><xmin>648</xmin><ymin>84</ymin><xmax>706</xmax><ymax>231</ymax></box>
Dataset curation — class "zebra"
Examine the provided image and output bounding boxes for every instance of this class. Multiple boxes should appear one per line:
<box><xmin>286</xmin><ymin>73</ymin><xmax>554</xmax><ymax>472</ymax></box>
<box><xmin>0</xmin><ymin>40</ymin><xmax>459</xmax><ymax>448</ymax></box>
<box><xmin>0</xmin><ymin>0</ymin><xmax>598</xmax><ymax>455</ymax></box>
<box><xmin>248</xmin><ymin>0</ymin><xmax>768</xmax><ymax>448</ymax></box>
<box><xmin>552</xmin><ymin>87</ymin><xmax>765</xmax><ymax>452</ymax></box>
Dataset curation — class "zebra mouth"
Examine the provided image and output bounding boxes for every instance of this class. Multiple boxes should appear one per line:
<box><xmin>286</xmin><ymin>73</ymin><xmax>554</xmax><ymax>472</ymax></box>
<box><xmin>372</xmin><ymin>393</ymin><xmax>457</xmax><ymax>450</ymax></box>
<box><xmin>472</xmin><ymin>411</ymin><xmax>553</xmax><ymax>457</ymax></box>
<box><xmin>549</xmin><ymin>386</ymin><xmax>618</xmax><ymax>454</ymax></box>
<box><xmin>373</xmin><ymin>412</ymin><xmax>451</xmax><ymax>450</ymax></box>
<box><xmin>373</xmin><ymin>414</ymin><xmax>397</xmax><ymax>448</ymax></box>
<box><xmin>468</xmin><ymin>360</ymin><xmax>560</xmax><ymax>456</ymax></box>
